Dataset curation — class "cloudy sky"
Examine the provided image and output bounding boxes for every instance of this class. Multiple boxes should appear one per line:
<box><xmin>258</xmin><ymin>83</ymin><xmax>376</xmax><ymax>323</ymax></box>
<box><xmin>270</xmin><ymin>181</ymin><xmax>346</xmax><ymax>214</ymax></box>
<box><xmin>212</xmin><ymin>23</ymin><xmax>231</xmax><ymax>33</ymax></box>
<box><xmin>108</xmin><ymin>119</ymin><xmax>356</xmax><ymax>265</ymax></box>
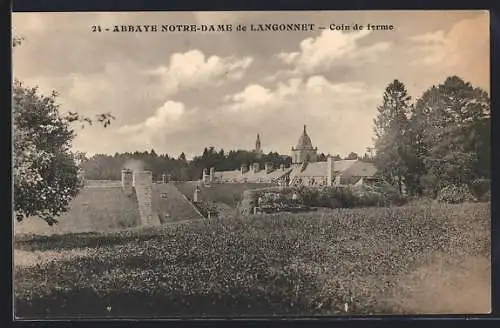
<box><xmin>12</xmin><ymin>10</ymin><xmax>489</xmax><ymax>159</ymax></box>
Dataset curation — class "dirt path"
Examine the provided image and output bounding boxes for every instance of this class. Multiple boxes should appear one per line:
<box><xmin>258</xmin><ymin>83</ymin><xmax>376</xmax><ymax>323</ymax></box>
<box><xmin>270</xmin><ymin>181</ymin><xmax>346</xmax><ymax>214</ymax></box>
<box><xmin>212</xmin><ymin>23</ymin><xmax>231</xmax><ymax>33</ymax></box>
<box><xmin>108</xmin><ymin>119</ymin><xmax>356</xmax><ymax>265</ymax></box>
<box><xmin>385</xmin><ymin>254</ymin><xmax>491</xmax><ymax>314</ymax></box>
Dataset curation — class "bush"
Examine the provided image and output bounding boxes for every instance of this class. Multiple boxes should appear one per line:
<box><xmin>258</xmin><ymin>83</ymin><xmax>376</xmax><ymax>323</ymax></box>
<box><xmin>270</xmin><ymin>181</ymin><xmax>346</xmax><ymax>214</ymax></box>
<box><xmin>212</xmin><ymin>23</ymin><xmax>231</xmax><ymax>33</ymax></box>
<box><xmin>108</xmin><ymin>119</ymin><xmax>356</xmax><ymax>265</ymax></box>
<box><xmin>436</xmin><ymin>184</ymin><xmax>475</xmax><ymax>204</ymax></box>
<box><xmin>470</xmin><ymin>179</ymin><xmax>491</xmax><ymax>202</ymax></box>
<box><xmin>247</xmin><ymin>185</ymin><xmax>407</xmax><ymax>214</ymax></box>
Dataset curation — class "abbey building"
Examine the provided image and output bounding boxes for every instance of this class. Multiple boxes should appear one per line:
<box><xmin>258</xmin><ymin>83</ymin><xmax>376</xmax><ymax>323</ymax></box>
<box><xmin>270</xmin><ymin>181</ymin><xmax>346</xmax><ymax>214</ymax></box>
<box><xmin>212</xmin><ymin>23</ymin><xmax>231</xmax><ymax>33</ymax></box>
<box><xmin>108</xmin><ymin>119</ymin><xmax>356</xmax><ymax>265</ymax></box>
<box><xmin>202</xmin><ymin>126</ymin><xmax>378</xmax><ymax>187</ymax></box>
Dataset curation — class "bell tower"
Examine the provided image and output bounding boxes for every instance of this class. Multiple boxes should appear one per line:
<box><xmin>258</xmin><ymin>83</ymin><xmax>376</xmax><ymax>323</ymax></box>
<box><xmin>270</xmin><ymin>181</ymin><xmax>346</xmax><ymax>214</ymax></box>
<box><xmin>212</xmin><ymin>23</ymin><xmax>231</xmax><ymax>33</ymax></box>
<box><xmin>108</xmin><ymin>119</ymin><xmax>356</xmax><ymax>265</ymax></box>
<box><xmin>254</xmin><ymin>133</ymin><xmax>263</xmax><ymax>159</ymax></box>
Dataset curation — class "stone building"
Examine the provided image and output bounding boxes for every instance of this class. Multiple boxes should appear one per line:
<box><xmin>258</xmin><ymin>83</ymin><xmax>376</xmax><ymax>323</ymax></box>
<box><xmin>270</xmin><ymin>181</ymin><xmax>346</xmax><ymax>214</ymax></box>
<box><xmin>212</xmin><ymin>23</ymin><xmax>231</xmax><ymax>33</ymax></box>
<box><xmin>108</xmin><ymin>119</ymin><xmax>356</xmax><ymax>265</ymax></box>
<box><xmin>202</xmin><ymin>126</ymin><xmax>379</xmax><ymax>187</ymax></box>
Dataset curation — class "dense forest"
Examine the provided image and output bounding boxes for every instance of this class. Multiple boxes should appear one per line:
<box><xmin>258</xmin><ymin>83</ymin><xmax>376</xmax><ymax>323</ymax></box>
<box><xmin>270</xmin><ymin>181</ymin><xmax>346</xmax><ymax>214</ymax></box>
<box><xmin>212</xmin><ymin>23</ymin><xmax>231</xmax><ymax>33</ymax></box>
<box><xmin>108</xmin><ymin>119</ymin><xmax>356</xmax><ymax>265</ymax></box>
<box><xmin>80</xmin><ymin>149</ymin><xmax>291</xmax><ymax>181</ymax></box>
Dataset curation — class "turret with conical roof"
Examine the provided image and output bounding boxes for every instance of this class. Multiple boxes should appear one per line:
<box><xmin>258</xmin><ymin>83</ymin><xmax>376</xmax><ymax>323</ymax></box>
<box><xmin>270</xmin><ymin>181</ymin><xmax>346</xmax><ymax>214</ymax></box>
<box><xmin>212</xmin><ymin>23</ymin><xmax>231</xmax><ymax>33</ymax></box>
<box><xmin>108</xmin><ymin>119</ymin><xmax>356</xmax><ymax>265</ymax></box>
<box><xmin>291</xmin><ymin>125</ymin><xmax>318</xmax><ymax>164</ymax></box>
<box><xmin>296</xmin><ymin>125</ymin><xmax>314</xmax><ymax>149</ymax></box>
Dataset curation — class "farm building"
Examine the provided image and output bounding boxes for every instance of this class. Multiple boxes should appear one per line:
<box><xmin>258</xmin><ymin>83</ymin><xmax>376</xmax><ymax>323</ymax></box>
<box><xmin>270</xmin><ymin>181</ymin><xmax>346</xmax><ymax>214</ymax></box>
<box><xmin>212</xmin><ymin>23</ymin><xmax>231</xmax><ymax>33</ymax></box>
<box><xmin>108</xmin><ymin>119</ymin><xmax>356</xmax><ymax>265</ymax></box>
<box><xmin>14</xmin><ymin>169</ymin><xmax>204</xmax><ymax>235</ymax></box>
<box><xmin>203</xmin><ymin>125</ymin><xmax>379</xmax><ymax>187</ymax></box>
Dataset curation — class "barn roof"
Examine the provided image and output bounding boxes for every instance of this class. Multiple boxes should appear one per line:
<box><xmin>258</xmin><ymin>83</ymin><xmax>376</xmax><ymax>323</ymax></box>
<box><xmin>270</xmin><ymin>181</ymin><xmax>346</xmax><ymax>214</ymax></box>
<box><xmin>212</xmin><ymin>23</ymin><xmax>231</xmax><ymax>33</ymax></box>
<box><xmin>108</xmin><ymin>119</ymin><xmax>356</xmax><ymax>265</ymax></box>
<box><xmin>214</xmin><ymin>167</ymin><xmax>292</xmax><ymax>183</ymax></box>
<box><xmin>14</xmin><ymin>185</ymin><xmax>142</xmax><ymax>235</ymax></box>
<box><xmin>289</xmin><ymin>160</ymin><xmax>377</xmax><ymax>179</ymax></box>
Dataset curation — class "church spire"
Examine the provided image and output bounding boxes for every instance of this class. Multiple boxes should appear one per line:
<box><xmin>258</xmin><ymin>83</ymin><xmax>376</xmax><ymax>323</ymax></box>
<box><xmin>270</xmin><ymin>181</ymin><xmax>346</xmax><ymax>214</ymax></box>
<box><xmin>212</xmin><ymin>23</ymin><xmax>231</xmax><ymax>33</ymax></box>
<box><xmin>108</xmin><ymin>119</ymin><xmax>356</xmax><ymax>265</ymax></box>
<box><xmin>254</xmin><ymin>133</ymin><xmax>262</xmax><ymax>158</ymax></box>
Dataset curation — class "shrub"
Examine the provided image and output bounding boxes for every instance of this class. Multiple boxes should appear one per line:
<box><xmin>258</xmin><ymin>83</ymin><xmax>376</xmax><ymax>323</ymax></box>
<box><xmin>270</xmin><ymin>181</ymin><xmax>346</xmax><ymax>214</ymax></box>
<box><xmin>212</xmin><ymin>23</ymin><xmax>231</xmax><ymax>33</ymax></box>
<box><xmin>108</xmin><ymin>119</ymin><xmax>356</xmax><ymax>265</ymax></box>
<box><xmin>470</xmin><ymin>179</ymin><xmax>491</xmax><ymax>202</ymax></box>
<box><xmin>436</xmin><ymin>184</ymin><xmax>475</xmax><ymax>204</ymax></box>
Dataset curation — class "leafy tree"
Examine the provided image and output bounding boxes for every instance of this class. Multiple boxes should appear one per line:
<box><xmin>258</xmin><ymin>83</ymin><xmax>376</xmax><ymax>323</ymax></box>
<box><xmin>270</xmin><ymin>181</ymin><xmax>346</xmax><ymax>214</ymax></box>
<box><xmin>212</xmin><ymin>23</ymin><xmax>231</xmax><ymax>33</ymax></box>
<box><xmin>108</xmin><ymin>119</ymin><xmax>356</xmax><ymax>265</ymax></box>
<box><xmin>345</xmin><ymin>152</ymin><xmax>359</xmax><ymax>160</ymax></box>
<box><xmin>13</xmin><ymin>82</ymin><xmax>113</xmax><ymax>225</ymax></box>
<box><xmin>373</xmin><ymin>79</ymin><xmax>412</xmax><ymax>194</ymax></box>
<box><xmin>13</xmin><ymin>36</ymin><xmax>115</xmax><ymax>225</ymax></box>
<box><xmin>411</xmin><ymin>76</ymin><xmax>490</xmax><ymax>196</ymax></box>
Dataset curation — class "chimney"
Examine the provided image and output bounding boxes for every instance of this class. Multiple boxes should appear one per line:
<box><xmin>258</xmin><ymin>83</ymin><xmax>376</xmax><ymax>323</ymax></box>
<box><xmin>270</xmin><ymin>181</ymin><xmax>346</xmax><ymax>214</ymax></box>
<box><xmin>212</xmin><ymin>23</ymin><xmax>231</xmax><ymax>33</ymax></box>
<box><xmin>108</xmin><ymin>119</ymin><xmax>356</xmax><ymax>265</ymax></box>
<box><xmin>121</xmin><ymin>169</ymin><xmax>133</xmax><ymax>195</ymax></box>
<box><xmin>264</xmin><ymin>163</ymin><xmax>272</xmax><ymax>174</ymax></box>
<box><xmin>327</xmin><ymin>156</ymin><xmax>335</xmax><ymax>186</ymax></box>
<box><xmin>209</xmin><ymin>167</ymin><xmax>215</xmax><ymax>182</ymax></box>
<box><xmin>132</xmin><ymin>170</ymin><xmax>158</xmax><ymax>226</ymax></box>
<box><xmin>240</xmin><ymin>164</ymin><xmax>249</xmax><ymax>174</ymax></box>
<box><xmin>253</xmin><ymin>163</ymin><xmax>260</xmax><ymax>173</ymax></box>
<box><xmin>280</xmin><ymin>164</ymin><xmax>285</xmax><ymax>171</ymax></box>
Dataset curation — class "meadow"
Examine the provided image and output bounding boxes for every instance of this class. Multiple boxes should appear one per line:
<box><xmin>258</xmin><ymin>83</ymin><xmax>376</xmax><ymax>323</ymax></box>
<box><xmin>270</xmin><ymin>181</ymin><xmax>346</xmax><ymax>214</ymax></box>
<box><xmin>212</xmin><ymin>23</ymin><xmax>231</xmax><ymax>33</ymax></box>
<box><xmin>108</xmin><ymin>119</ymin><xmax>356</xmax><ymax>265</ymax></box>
<box><xmin>14</xmin><ymin>202</ymin><xmax>491</xmax><ymax>318</ymax></box>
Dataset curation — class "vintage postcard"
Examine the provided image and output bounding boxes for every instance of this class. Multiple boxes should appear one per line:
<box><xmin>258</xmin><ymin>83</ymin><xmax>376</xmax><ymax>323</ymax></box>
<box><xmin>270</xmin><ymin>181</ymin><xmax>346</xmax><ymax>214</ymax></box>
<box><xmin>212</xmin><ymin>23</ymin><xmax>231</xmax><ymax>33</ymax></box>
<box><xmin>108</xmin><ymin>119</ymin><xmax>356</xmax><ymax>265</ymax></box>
<box><xmin>12</xmin><ymin>10</ymin><xmax>491</xmax><ymax>318</ymax></box>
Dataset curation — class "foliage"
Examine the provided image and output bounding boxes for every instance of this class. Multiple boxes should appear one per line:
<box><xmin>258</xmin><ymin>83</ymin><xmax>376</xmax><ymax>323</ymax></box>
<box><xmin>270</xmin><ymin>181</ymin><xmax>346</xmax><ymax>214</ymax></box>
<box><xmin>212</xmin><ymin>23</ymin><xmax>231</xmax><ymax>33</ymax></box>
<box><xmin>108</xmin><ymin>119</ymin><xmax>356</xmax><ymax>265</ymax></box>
<box><xmin>14</xmin><ymin>202</ymin><xmax>490</xmax><ymax>317</ymax></box>
<box><xmin>243</xmin><ymin>184</ymin><xmax>408</xmax><ymax>214</ymax></box>
<box><xmin>414</xmin><ymin>77</ymin><xmax>490</xmax><ymax>195</ymax></box>
<box><xmin>13</xmin><ymin>80</ymin><xmax>115</xmax><ymax>225</ymax></box>
<box><xmin>13</xmin><ymin>82</ymin><xmax>81</xmax><ymax>225</ymax></box>
<box><xmin>373</xmin><ymin>79</ymin><xmax>412</xmax><ymax>194</ymax></box>
<box><xmin>81</xmin><ymin>148</ymin><xmax>292</xmax><ymax>181</ymax></box>
<box><xmin>344</xmin><ymin>152</ymin><xmax>359</xmax><ymax>160</ymax></box>
<box><xmin>436</xmin><ymin>184</ymin><xmax>475</xmax><ymax>204</ymax></box>
<box><xmin>373</xmin><ymin>76</ymin><xmax>490</xmax><ymax>201</ymax></box>
<box><xmin>469</xmin><ymin>179</ymin><xmax>491</xmax><ymax>202</ymax></box>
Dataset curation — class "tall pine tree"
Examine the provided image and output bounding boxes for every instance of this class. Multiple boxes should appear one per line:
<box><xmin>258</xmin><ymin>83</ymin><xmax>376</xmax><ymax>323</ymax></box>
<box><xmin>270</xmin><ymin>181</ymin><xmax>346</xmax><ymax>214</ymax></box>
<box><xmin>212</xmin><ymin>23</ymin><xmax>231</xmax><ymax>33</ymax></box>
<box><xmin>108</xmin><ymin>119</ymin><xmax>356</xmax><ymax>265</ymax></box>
<box><xmin>373</xmin><ymin>80</ymin><xmax>412</xmax><ymax>194</ymax></box>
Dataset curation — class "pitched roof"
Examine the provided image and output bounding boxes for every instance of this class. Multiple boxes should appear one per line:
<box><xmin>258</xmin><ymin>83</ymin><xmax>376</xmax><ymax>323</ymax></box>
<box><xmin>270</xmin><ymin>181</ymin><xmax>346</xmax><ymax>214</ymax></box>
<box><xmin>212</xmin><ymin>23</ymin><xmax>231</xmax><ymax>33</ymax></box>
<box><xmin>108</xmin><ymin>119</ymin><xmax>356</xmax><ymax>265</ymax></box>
<box><xmin>345</xmin><ymin>161</ymin><xmax>378</xmax><ymax>177</ymax></box>
<box><xmin>289</xmin><ymin>160</ymin><xmax>377</xmax><ymax>180</ymax></box>
<box><xmin>214</xmin><ymin>167</ymin><xmax>292</xmax><ymax>183</ymax></box>
<box><xmin>14</xmin><ymin>185</ymin><xmax>141</xmax><ymax>235</ymax></box>
<box><xmin>290</xmin><ymin>162</ymin><xmax>328</xmax><ymax>178</ymax></box>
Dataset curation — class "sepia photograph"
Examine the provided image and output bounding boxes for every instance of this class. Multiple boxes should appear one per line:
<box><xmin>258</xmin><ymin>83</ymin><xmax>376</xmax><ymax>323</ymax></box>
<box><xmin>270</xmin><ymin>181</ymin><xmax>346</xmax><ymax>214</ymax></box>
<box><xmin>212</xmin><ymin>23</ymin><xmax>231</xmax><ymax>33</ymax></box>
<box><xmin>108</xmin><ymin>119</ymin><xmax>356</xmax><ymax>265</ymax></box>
<box><xmin>12</xmin><ymin>10</ymin><xmax>491</xmax><ymax>318</ymax></box>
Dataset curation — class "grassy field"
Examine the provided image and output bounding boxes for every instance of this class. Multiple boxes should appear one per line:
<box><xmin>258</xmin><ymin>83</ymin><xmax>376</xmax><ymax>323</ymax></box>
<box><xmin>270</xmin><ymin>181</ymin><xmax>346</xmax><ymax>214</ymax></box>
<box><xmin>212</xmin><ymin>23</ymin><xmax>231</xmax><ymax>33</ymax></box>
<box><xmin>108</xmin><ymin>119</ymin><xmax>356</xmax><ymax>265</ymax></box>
<box><xmin>175</xmin><ymin>181</ymin><xmax>276</xmax><ymax>208</ymax></box>
<box><xmin>14</xmin><ymin>204</ymin><xmax>490</xmax><ymax>317</ymax></box>
<box><xmin>14</xmin><ymin>202</ymin><xmax>490</xmax><ymax>318</ymax></box>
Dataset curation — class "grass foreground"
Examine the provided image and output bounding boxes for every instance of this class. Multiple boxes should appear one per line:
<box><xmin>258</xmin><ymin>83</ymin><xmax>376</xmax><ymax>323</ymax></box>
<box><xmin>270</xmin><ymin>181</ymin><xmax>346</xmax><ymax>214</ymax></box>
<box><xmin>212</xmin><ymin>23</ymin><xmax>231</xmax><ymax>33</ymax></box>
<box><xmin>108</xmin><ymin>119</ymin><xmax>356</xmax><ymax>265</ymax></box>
<box><xmin>14</xmin><ymin>202</ymin><xmax>491</xmax><ymax>318</ymax></box>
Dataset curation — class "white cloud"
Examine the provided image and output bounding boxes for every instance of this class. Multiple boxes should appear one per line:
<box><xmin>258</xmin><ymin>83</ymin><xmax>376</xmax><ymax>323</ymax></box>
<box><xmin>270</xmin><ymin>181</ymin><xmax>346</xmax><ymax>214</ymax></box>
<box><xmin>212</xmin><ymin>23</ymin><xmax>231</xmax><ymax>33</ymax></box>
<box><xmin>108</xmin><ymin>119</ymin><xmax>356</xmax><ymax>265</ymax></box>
<box><xmin>276</xmin><ymin>29</ymin><xmax>391</xmax><ymax>76</ymax></box>
<box><xmin>118</xmin><ymin>101</ymin><xmax>187</xmax><ymax>136</ymax></box>
<box><xmin>218</xmin><ymin>75</ymin><xmax>380</xmax><ymax>156</ymax></box>
<box><xmin>410</xmin><ymin>15</ymin><xmax>489</xmax><ymax>69</ymax></box>
<box><xmin>72</xmin><ymin>101</ymin><xmax>197</xmax><ymax>156</ymax></box>
<box><xmin>410</xmin><ymin>30</ymin><xmax>446</xmax><ymax>43</ymax></box>
<box><xmin>227</xmin><ymin>75</ymin><xmax>372</xmax><ymax>112</ymax></box>
<box><xmin>149</xmin><ymin>50</ymin><xmax>254</xmax><ymax>96</ymax></box>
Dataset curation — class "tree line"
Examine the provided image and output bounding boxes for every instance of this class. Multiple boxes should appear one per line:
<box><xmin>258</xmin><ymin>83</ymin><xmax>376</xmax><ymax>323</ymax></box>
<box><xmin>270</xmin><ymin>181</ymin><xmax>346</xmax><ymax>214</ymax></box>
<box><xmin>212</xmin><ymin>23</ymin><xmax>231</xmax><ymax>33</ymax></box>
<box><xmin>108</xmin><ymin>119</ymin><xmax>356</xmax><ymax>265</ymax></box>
<box><xmin>81</xmin><ymin>149</ymin><xmax>292</xmax><ymax>181</ymax></box>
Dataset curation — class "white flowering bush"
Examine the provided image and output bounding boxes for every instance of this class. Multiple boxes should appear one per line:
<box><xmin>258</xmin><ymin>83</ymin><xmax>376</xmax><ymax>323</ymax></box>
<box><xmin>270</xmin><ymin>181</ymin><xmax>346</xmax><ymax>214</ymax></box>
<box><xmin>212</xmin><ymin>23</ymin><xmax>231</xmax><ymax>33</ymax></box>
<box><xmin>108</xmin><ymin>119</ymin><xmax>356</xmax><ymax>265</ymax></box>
<box><xmin>13</xmin><ymin>81</ymin><xmax>85</xmax><ymax>225</ymax></box>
